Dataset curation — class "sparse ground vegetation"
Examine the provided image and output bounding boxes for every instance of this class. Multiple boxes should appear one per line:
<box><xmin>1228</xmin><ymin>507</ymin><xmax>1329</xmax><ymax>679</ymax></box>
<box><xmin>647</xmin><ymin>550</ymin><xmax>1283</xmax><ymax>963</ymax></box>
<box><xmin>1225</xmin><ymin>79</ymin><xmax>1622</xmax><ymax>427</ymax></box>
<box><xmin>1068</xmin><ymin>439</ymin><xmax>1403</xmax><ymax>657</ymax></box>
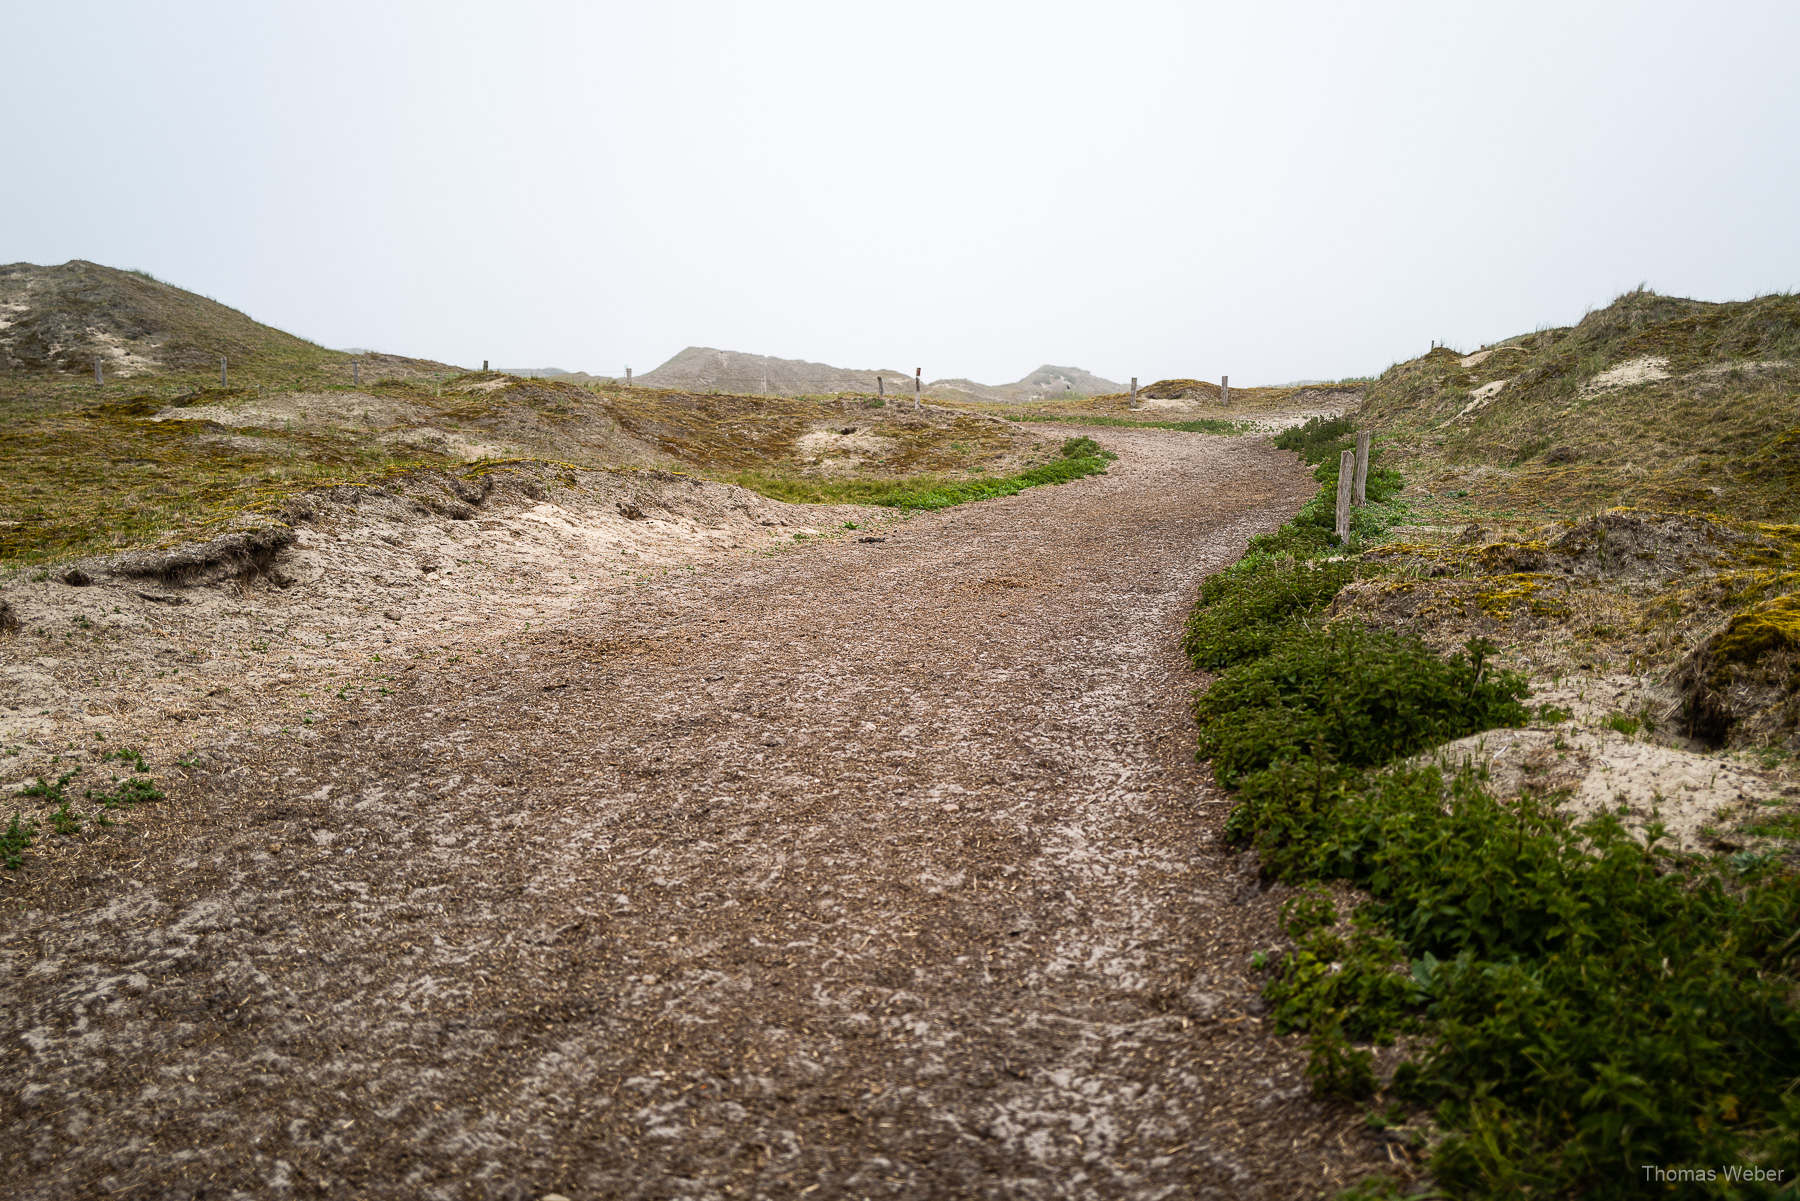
<box><xmin>1186</xmin><ymin>288</ymin><xmax>1800</xmax><ymax>1197</ymax></box>
<box><xmin>717</xmin><ymin>435</ymin><xmax>1115</xmax><ymax>509</ymax></box>
<box><xmin>1010</xmin><ymin>412</ymin><xmax>1259</xmax><ymax>435</ymax></box>
<box><xmin>0</xmin><ymin>365</ymin><xmax>1056</xmax><ymax>567</ymax></box>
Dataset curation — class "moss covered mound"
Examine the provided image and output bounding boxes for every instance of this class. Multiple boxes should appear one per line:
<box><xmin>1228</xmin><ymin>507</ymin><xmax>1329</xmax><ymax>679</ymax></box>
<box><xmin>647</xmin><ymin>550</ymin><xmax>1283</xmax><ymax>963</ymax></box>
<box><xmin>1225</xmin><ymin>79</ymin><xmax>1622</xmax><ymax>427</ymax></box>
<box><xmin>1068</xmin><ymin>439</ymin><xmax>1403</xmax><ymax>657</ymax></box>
<box><xmin>1676</xmin><ymin>593</ymin><xmax>1800</xmax><ymax>745</ymax></box>
<box><xmin>1714</xmin><ymin>594</ymin><xmax>1800</xmax><ymax>666</ymax></box>
<box><xmin>1138</xmin><ymin>378</ymin><xmax>1221</xmax><ymax>400</ymax></box>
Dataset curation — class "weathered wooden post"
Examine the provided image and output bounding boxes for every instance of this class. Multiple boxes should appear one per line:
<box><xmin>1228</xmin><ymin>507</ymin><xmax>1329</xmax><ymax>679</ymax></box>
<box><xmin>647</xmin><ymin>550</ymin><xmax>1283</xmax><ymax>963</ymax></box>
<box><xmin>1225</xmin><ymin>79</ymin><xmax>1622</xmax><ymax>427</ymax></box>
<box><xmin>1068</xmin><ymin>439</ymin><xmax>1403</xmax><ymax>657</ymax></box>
<box><xmin>1220</xmin><ymin>374</ymin><xmax>1230</xmax><ymax>406</ymax></box>
<box><xmin>877</xmin><ymin>375</ymin><xmax>884</xmax><ymax>399</ymax></box>
<box><xmin>625</xmin><ymin>366</ymin><xmax>631</xmax><ymax>387</ymax></box>
<box><xmin>483</xmin><ymin>360</ymin><xmax>489</xmax><ymax>372</ymax></box>
<box><xmin>914</xmin><ymin>367</ymin><xmax>921</xmax><ymax>411</ymax></box>
<box><xmin>94</xmin><ymin>359</ymin><xmax>103</xmax><ymax>385</ymax></box>
<box><xmin>353</xmin><ymin>358</ymin><xmax>360</xmax><ymax>386</ymax></box>
<box><xmin>1353</xmin><ymin>431</ymin><xmax>1371</xmax><ymax>506</ymax></box>
<box><xmin>1129</xmin><ymin>376</ymin><xmax>1138</xmax><ymax>408</ymax></box>
<box><xmin>221</xmin><ymin>356</ymin><xmax>228</xmax><ymax>386</ymax></box>
<box><xmin>1335</xmin><ymin>449</ymin><xmax>1355</xmax><ymax>541</ymax></box>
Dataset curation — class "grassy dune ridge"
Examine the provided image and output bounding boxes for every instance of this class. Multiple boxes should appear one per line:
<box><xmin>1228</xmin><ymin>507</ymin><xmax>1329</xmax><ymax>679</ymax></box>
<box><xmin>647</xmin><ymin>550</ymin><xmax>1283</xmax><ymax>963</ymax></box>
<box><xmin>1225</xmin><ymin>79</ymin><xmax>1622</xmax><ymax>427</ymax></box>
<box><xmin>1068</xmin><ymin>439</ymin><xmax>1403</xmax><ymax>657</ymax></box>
<box><xmin>1365</xmin><ymin>288</ymin><xmax>1800</xmax><ymax>522</ymax></box>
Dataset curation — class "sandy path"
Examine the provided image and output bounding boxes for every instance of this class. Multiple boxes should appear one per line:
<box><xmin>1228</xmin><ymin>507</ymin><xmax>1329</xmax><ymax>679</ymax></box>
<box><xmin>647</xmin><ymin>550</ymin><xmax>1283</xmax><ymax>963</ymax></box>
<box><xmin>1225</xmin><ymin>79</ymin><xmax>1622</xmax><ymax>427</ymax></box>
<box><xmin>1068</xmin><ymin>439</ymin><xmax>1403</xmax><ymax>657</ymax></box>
<box><xmin>1</xmin><ymin>429</ymin><xmax>1399</xmax><ymax>1199</ymax></box>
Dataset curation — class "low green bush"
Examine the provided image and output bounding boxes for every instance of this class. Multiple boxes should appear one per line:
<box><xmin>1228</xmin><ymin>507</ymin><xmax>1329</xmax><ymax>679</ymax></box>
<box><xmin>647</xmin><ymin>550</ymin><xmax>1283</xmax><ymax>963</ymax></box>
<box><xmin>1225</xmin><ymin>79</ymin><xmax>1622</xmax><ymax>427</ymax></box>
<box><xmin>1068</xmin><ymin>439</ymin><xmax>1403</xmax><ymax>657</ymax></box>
<box><xmin>1234</xmin><ymin>760</ymin><xmax>1800</xmax><ymax>1195</ymax></box>
<box><xmin>1183</xmin><ymin>558</ymin><xmax>1364</xmax><ymax>670</ymax></box>
<box><xmin>1312</xmin><ymin>455</ymin><xmax>1404</xmax><ymax>505</ymax></box>
<box><xmin>1267</xmin><ymin>914</ymin><xmax>1422</xmax><ymax>1046</ymax></box>
<box><xmin>1274</xmin><ymin>413</ymin><xmax>1357</xmax><ymax>464</ymax></box>
<box><xmin>1264</xmin><ymin>415</ymin><xmax>1408</xmax><ymax>548</ymax></box>
<box><xmin>1195</xmin><ymin>628</ymin><xmax>1530</xmax><ymax>786</ymax></box>
<box><xmin>1244</xmin><ymin>521</ymin><xmax>1338</xmax><ymax>559</ymax></box>
<box><xmin>1190</xmin><ymin>468</ymin><xmax>1800</xmax><ymax>1192</ymax></box>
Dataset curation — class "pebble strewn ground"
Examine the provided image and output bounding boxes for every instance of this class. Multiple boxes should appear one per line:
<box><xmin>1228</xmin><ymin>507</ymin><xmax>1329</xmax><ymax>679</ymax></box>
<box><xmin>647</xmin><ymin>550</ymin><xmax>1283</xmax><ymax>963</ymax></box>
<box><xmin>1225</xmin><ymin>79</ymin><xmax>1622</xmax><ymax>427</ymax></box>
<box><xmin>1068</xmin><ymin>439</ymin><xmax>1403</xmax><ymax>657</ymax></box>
<box><xmin>1</xmin><ymin>428</ymin><xmax>1407</xmax><ymax>1199</ymax></box>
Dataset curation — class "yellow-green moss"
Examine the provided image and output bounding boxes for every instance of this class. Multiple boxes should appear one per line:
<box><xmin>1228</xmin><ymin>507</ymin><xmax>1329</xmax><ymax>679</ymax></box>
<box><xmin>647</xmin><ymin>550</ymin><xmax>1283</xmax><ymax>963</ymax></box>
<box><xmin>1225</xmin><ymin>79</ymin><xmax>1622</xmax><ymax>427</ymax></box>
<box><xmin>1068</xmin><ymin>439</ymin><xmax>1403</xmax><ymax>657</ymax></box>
<box><xmin>1474</xmin><ymin>573</ymin><xmax>1570</xmax><ymax>621</ymax></box>
<box><xmin>1713</xmin><ymin>595</ymin><xmax>1800</xmax><ymax>666</ymax></box>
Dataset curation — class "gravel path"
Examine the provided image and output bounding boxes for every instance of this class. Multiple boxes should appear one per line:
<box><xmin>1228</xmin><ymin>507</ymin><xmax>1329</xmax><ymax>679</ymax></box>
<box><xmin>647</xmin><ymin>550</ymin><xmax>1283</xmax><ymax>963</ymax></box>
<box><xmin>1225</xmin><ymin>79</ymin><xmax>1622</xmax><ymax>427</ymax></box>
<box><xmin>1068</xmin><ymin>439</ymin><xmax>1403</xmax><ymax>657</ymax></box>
<box><xmin>2</xmin><ymin>429</ymin><xmax>1399</xmax><ymax>1199</ymax></box>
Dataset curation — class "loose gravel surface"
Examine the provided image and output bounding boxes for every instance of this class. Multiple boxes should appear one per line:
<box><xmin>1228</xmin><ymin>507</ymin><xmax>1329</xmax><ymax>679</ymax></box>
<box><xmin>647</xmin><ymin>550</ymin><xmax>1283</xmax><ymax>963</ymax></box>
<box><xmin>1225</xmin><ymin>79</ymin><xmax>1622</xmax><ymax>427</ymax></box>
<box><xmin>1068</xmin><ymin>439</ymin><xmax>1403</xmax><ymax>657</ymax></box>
<box><xmin>1</xmin><ymin>429</ymin><xmax>1406</xmax><ymax>1199</ymax></box>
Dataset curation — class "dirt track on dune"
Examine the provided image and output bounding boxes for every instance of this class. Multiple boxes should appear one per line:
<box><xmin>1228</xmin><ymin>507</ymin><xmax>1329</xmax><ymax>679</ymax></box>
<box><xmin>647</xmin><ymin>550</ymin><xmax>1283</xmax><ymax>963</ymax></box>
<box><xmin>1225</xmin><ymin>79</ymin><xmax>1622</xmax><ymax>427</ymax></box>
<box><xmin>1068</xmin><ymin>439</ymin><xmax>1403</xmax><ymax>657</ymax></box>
<box><xmin>2</xmin><ymin>429</ymin><xmax>1404</xmax><ymax>1199</ymax></box>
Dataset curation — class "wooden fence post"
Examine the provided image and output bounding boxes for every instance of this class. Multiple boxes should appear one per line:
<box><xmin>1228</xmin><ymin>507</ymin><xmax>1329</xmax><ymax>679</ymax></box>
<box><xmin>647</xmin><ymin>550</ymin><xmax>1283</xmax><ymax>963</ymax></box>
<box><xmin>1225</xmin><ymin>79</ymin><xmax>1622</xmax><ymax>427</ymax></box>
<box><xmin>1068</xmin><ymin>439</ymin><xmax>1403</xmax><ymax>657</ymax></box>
<box><xmin>1353</xmin><ymin>431</ymin><xmax>1370</xmax><ymax>506</ymax></box>
<box><xmin>353</xmin><ymin>359</ymin><xmax>360</xmax><ymax>386</ymax></box>
<box><xmin>221</xmin><ymin>356</ymin><xmax>227</xmax><ymax>387</ymax></box>
<box><xmin>877</xmin><ymin>375</ymin><xmax>884</xmax><ymax>398</ymax></box>
<box><xmin>94</xmin><ymin>359</ymin><xmax>103</xmax><ymax>385</ymax></box>
<box><xmin>1221</xmin><ymin>375</ymin><xmax>1230</xmax><ymax>406</ymax></box>
<box><xmin>1129</xmin><ymin>376</ymin><xmax>1137</xmax><ymax>408</ymax></box>
<box><xmin>1335</xmin><ymin>449</ymin><xmax>1355</xmax><ymax>542</ymax></box>
<box><xmin>914</xmin><ymin>368</ymin><xmax>921</xmax><ymax>411</ymax></box>
<box><xmin>625</xmin><ymin>366</ymin><xmax>631</xmax><ymax>386</ymax></box>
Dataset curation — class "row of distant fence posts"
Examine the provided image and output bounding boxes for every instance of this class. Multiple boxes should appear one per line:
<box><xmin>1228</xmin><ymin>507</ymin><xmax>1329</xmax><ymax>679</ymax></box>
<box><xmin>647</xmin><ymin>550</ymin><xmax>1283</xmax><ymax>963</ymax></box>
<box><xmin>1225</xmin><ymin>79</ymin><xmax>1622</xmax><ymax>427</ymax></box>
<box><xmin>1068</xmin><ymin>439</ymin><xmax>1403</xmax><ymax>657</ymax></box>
<box><xmin>1334</xmin><ymin>431</ymin><xmax>1372</xmax><ymax>542</ymax></box>
<box><xmin>90</xmin><ymin>355</ymin><xmax>233</xmax><ymax>386</ymax></box>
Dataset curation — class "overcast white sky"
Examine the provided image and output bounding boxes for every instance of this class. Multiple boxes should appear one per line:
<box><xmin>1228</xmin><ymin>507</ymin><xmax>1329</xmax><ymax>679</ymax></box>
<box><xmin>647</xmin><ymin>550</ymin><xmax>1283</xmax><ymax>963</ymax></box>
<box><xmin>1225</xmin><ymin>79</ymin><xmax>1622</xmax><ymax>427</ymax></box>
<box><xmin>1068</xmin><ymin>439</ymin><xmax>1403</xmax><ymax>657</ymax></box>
<box><xmin>7</xmin><ymin>1</ymin><xmax>1798</xmax><ymax>384</ymax></box>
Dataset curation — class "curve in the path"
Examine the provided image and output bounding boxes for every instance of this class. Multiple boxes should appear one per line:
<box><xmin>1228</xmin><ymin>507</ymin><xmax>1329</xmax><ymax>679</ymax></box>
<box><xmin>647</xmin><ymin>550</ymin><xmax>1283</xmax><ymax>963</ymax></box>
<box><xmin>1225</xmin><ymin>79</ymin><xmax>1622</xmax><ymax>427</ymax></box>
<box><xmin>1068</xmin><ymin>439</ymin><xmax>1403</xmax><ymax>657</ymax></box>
<box><xmin>1</xmin><ymin>429</ymin><xmax>1402</xmax><ymax>1199</ymax></box>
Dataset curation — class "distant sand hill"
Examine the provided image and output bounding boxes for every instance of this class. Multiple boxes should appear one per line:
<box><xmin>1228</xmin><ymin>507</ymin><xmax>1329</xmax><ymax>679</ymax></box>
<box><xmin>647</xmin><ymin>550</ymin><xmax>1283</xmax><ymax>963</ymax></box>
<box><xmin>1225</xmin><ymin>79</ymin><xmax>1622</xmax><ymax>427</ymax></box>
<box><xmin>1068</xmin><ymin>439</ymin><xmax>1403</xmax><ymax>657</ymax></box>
<box><xmin>926</xmin><ymin>364</ymin><xmax>1125</xmax><ymax>403</ymax></box>
<box><xmin>635</xmin><ymin>347</ymin><xmax>1123</xmax><ymax>402</ymax></box>
<box><xmin>0</xmin><ymin>259</ymin><xmax>450</xmax><ymax>379</ymax></box>
<box><xmin>634</xmin><ymin>348</ymin><xmax>910</xmax><ymax>396</ymax></box>
<box><xmin>0</xmin><ymin>260</ymin><xmax>338</xmax><ymax>376</ymax></box>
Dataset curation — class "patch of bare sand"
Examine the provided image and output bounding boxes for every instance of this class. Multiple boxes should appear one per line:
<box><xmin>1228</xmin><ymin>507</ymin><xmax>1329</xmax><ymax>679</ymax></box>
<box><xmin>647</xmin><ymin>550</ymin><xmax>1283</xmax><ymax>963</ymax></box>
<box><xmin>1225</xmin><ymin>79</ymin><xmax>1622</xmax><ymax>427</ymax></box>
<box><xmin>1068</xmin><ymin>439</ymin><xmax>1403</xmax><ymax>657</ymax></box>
<box><xmin>0</xmin><ymin>465</ymin><xmax>876</xmax><ymax>792</ymax></box>
<box><xmin>1424</xmin><ymin>722</ymin><xmax>1790</xmax><ymax>853</ymax></box>
<box><xmin>0</xmin><ymin>428</ymin><xmax>1409</xmax><ymax>1199</ymax></box>
<box><xmin>794</xmin><ymin>425</ymin><xmax>898</xmax><ymax>470</ymax></box>
<box><xmin>1581</xmin><ymin>355</ymin><xmax>1671</xmax><ymax>396</ymax></box>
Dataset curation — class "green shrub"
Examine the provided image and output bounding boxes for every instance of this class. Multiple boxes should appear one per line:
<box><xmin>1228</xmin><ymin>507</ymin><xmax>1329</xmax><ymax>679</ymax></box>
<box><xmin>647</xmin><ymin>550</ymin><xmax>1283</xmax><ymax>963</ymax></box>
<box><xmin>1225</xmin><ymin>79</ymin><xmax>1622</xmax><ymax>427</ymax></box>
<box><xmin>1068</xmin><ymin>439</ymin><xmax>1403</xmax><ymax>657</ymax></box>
<box><xmin>1312</xmin><ymin>456</ymin><xmax>1404</xmax><ymax>505</ymax></box>
<box><xmin>1244</xmin><ymin>521</ymin><xmax>1337</xmax><ymax>559</ymax></box>
<box><xmin>1228</xmin><ymin>755</ymin><xmax>1800</xmax><ymax>1195</ymax></box>
<box><xmin>1267</xmin><ymin>415</ymin><xmax>1407</xmax><ymax>547</ymax></box>
<box><xmin>1279</xmin><ymin>885</ymin><xmax>1337</xmax><ymax>939</ymax></box>
<box><xmin>21</xmin><ymin>767</ymin><xmax>78</xmax><ymax>804</ymax></box>
<box><xmin>1267</xmin><ymin>918</ymin><xmax>1423</xmax><ymax>1045</ymax></box>
<box><xmin>1057</xmin><ymin>435</ymin><xmax>1110</xmax><ymax>460</ymax></box>
<box><xmin>1195</xmin><ymin>627</ymin><xmax>1530</xmax><ymax>787</ymax></box>
<box><xmin>1183</xmin><ymin>558</ymin><xmax>1363</xmax><ymax>670</ymax></box>
<box><xmin>1305</xmin><ymin>1028</ymin><xmax>1380</xmax><ymax>1099</ymax></box>
<box><xmin>1273</xmin><ymin>413</ymin><xmax>1357</xmax><ymax>464</ymax></box>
